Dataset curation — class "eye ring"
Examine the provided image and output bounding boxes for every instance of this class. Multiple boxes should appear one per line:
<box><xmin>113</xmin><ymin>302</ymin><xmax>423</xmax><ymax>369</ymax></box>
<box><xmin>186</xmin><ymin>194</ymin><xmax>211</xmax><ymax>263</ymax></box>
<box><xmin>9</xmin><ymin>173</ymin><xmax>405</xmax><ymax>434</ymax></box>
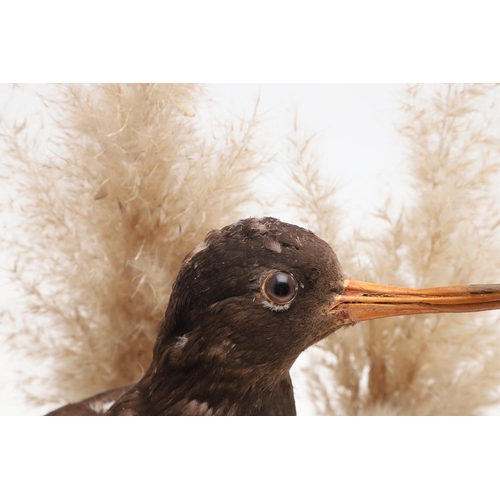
<box><xmin>262</xmin><ymin>271</ymin><xmax>298</xmax><ymax>305</ymax></box>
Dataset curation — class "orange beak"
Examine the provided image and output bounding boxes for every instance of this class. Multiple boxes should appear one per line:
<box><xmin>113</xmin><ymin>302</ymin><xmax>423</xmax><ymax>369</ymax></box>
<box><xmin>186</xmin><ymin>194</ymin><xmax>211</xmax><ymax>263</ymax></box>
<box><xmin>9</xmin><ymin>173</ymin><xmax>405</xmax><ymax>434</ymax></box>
<box><xmin>330</xmin><ymin>279</ymin><xmax>500</xmax><ymax>326</ymax></box>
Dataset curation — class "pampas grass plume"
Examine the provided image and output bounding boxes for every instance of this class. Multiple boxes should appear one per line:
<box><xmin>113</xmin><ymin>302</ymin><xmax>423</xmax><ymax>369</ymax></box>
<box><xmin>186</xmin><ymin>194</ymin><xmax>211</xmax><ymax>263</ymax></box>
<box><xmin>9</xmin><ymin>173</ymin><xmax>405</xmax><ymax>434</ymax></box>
<box><xmin>1</xmin><ymin>83</ymin><xmax>264</xmax><ymax>405</ymax></box>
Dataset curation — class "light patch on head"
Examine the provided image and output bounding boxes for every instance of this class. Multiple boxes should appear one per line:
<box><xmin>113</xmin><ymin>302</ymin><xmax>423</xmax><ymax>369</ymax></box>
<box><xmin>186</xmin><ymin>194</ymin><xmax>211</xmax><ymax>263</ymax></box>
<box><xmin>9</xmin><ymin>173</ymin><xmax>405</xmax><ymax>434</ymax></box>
<box><xmin>248</xmin><ymin>220</ymin><xmax>268</xmax><ymax>232</ymax></box>
<box><xmin>263</xmin><ymin>237</ymin><xmax>282</xmax><ymax>253</ymax></box>
<box><xmin>263</xmin><ymin>300</ymin><xmax>292</xmax><ymax>312</ymax></box>
<box><xmin>175</xmin><ymin>335</ymin><xmax>188</xmax><ymax>349</ymax></box>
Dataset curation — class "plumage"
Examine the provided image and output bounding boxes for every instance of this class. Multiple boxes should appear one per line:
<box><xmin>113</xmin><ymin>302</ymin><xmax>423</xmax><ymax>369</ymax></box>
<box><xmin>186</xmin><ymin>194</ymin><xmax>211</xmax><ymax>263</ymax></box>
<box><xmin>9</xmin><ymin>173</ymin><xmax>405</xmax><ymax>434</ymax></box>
<box><xmin>47</xmin><ymin>217</ymin><xmax>500</xmax><ymax>416</ymax></box>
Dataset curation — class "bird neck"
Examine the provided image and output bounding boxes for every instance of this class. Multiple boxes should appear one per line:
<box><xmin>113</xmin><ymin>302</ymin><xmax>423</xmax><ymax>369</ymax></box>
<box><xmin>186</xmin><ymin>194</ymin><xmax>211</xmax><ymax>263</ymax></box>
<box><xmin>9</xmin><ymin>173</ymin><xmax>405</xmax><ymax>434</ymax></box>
<box><xmin>131</xmin><ymin>326</ymin><xmax>298</xmax><ymax>416</ymax></box>
<box><xmin>139</xmin><ymin>369</ymin><xmax>296</xmax><ymax>416</ymax></box>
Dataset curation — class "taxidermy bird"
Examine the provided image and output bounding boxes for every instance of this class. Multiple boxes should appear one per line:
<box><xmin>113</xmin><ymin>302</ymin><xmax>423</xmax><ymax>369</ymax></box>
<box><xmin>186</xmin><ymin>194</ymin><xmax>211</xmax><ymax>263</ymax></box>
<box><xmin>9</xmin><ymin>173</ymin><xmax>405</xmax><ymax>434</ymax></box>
<box><xmin>47</xmin><ymin>217</ymin><xmax>500</xmax><ymax>416</ymax></box>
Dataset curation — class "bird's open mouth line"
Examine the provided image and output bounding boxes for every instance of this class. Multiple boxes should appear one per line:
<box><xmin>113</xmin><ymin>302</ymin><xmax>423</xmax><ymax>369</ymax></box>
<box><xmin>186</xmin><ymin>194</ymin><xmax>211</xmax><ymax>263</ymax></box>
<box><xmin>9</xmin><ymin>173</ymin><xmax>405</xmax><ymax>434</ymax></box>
<box><xmin>329</xmin><ymin>279</ymin><xmax>500</xmax><ymax>324</ymax></box>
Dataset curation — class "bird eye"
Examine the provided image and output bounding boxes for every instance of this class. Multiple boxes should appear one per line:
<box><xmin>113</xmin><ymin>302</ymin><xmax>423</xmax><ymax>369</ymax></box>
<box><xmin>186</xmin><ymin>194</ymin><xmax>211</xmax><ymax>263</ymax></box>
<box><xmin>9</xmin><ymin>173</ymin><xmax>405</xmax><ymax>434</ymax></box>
<box><xmin>263</xmin><ymin>272</ymin><xmax>298</xmax><ymax>304</ymax></box>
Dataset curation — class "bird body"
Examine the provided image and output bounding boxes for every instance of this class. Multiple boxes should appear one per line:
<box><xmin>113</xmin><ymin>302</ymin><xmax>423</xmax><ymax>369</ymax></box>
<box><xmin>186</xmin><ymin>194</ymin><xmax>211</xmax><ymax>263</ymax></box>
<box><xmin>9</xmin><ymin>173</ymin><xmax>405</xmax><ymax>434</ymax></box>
<box><xmin>48</xmin><ymin>217</ymin><xmax>500</xmax><ymax>416</ymax></box>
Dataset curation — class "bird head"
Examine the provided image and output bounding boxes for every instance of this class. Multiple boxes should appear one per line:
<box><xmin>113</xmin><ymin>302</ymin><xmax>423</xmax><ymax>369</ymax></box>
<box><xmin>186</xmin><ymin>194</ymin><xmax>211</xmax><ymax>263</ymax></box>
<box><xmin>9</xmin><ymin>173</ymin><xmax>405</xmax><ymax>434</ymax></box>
<box><xmin>155</xmin><ymin>217</ymin><xmax>500</xmax><ymax>378</ymax></box>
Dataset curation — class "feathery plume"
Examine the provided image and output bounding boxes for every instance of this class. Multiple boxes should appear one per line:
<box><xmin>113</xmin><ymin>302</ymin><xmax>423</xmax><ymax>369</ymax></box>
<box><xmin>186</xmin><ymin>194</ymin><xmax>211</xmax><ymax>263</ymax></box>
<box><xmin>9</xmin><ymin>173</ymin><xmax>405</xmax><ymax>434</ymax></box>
<box><xmin>305</xmin><ymin>83</ymin><xmax>500</xmax><ymax>415</ymax></box>
<box><xmin>1</xmin><ymin>83</ymin><xmax>264</xmax><ymax>405</ymax></box>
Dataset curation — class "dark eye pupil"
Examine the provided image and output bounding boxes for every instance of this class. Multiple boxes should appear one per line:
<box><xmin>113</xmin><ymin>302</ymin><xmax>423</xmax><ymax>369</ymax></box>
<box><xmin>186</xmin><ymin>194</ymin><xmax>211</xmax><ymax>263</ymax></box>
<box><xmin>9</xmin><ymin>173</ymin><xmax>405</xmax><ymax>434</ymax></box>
<box><xmin>273</xmin><ymin>281</ymin><xmax>290</xmax><ymax>297</ymax></box>
<box><xmin>263</xmin><ymin>272</ymin><xmax>297</xmax><ymax>305</ymax></box>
